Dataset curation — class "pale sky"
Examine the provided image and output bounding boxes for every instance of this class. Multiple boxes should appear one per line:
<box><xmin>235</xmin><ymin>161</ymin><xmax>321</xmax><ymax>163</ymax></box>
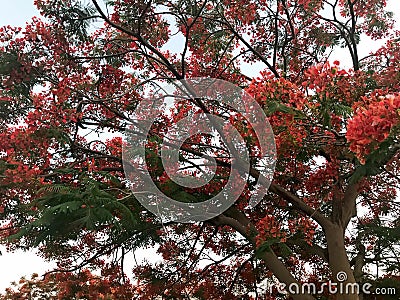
<box><xmin>0</xmin><ymin>0</ymin><xmax>399</xmax><ymax>293</ymax></box>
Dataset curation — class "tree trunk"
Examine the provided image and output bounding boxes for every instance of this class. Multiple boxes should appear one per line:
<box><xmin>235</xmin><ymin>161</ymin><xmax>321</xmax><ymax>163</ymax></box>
<box><xmin>213</xmin><ymin>213</ymin><xmax>316</xmax><ymax>299</ymax></box>
<box><xmin>325</xmin><ymin>224</ymin><xmax>360</xmax><ymax>300</ymax></box>
<box><xmin>259</xmin><ymin>251</ymin><xmax>315</xmax><ymax>300</ymax></box>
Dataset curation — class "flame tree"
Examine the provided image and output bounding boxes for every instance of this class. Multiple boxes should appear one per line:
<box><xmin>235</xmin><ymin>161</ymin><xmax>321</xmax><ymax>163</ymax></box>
<box><xmin>0</xmin><ymin>0</ymin><xmax>399</xmax><ymax>299</ymax></box>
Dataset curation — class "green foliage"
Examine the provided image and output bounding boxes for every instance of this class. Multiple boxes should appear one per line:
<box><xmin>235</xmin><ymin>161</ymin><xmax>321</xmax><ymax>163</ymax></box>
<box><xmin>0</xmin><ymin>52</ymin><xmax>22</xmax><ymax>76</ymax></box>
<box><xmin>264</xmin><ymin>101</ymin><xmax>298</xmax><ymax>116</ymax></box>
<box><xmin>38</xmin><ymin>0</ymin><xmax>97</xmax><ymax>42</ymax></box>
<box><xmin>0</xmin><ymin>52</ymin><xmax>35</xmax><ymax>123</ymax></box>
<box><xmin>358</xmin><ymin>219</ymin><xmax>400</xmax><ymax>274</ymax></box>
<box><xmin>8</xmin><ymin>173</ymin><xmax>140</xmax><ymax>246</ymax></box>
<box><xmin>255</xmin><ymin>238</ymin><xmax>285</xmax><ymax>257</ymax></box>
<box><xmin>350</xmin><ymin>137</ymin><xmax>400</xmax><ymax>184</ymax></box>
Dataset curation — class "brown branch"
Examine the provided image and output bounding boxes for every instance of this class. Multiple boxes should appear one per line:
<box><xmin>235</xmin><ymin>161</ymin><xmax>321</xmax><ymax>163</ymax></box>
<box><xmin>212</xmin><ymin>213</ymin><xmax>315</xmax><ymax>300</ymax></box>
<box><xmin>268</xmin><ymin>183</ymin><xmax>332</xmax><ymax>229</ymax></box>
<box><xmin>92</xmin><ymin>0</ymin><xmax>183</xmax><ymax>79</ymax></box>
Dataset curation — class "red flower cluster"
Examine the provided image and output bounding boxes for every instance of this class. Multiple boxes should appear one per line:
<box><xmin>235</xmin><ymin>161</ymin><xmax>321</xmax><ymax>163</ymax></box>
<box><xmin>347</xmin><ymin>94</ymin><xmax>400</xmax><ymax>163</ymax></box>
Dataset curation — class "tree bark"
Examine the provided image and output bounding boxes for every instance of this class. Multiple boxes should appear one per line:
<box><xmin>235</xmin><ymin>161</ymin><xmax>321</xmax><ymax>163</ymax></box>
<box><xmin>213</xmin><ymin>212</ymin><xmax>316</xmax><ymax>299</ymax></box>
<box><xmin>325</xmin><ymin>224</ymin><xmax>360</xmax><ymax>300</ymax></box>
<box><xmin>258</xmin><ymin>251</ymin><xmax>315</xmax><ymax>300</ymax></box>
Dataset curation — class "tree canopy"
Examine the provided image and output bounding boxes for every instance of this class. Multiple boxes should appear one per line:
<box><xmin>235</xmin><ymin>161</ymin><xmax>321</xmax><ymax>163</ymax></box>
<box><xmin>0</xmin><ymin>0</ymin><xmax>399</xmax><ymax>299</ymax></box>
